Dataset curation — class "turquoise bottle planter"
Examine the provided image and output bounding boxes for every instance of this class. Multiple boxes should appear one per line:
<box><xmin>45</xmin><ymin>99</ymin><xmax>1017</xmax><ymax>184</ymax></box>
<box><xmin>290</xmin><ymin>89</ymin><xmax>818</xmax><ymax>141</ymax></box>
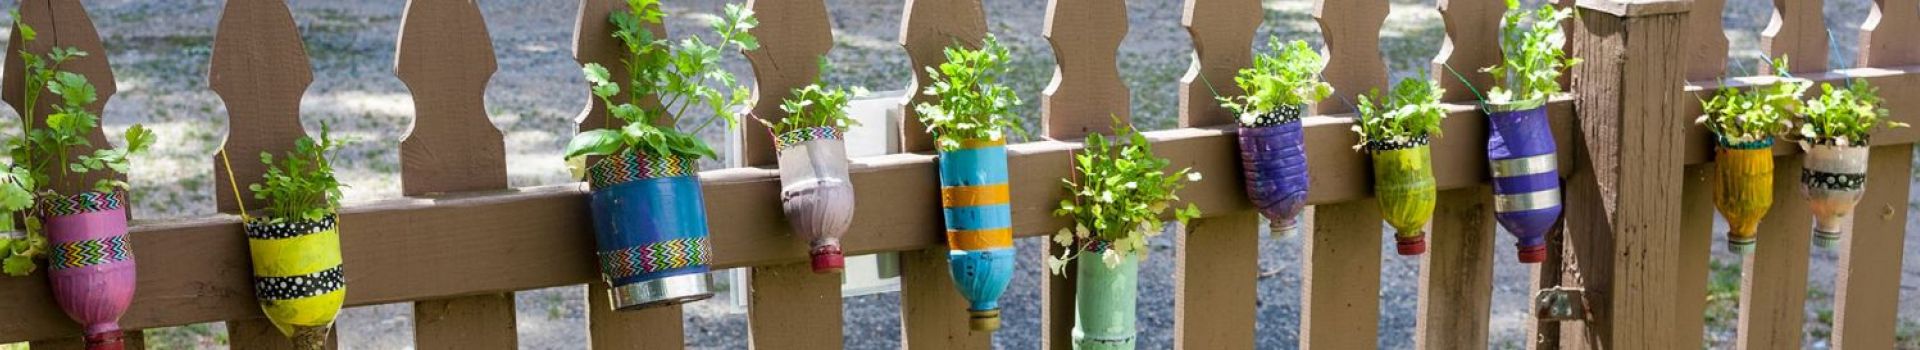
<box><xmin>1073</xmin><ymin>243</ymin><xmax>1139</xmax><ymax>350</ymax></box>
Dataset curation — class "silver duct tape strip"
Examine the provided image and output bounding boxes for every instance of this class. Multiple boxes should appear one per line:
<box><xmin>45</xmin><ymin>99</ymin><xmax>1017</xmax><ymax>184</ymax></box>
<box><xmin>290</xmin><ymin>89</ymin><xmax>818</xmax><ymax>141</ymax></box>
<box><xmin>1490</xmin><ymin>153</ymin><xmax>1557</xmax><ymax>178</ymax></box>
<box><xmin>1495</xmin><ymin>189</ymin><xmax>1562</xmax><ymax>212</ymax></box>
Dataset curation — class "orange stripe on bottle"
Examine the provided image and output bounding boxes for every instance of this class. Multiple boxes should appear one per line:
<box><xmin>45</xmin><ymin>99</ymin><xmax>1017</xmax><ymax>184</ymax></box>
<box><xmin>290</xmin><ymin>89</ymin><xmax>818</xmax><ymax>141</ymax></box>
<box><xmin>942</xmin><ymin>184</ymin><xmax>1011</xmax><ymax>207</ymax></box>
<box><xmin>947</xmin><ymin>228</ymin><xmax>1014</xmax><ymax>250</ymax></box>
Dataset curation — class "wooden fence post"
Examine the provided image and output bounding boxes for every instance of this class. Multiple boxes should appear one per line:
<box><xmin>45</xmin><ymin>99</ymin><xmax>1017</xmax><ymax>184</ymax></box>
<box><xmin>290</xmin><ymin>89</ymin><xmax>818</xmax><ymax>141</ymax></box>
<box><xmin>1562</xmin><ymin>1</ymin><xmax>1692</xmax><ymax>348</ymax></box>
<box><xmin>1040</xmin><ymin>0</ymin><xmax>1131</xmax><ymax>348</ymax></box>
<box><xmin>1172</xmin><ymin>0</ymin><xmax>1261</xmax><ymax>348</ymax></box>
<box><xmin>1300</xmin><ymin>0</ymin><xmax>1387</xmax><ymax>349</ymax></box>
<box><xmin>1830</xmin><ymin>1</ymin><xmax>1919</xmax><ymax>348</ymax></box>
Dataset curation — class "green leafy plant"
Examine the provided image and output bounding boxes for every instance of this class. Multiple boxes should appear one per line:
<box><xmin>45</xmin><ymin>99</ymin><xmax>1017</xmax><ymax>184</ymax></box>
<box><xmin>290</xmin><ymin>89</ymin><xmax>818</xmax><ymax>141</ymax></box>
<box><xmin>1697</xmin><ymin>57</ymin><xmax>1808</xmax><ymax>144</ymax></box>
<box><xmin>1799</xmin><ymin>80</ymin><xmax>1904</xmax><ymax>146</ymax></box>
<box><xmin>1353</xmin><ymin>77</ymin><xmax>1449</xmax><ymax>150</ymax></box>
<box><xmin>1047</xmin><ymin>119</ymin><xmax>1202</xmax><ymax>274</ymax></box>
<box><xmin>1218</xmin><ymin>37</ymin><xmax>1332</xmax><ymax>124</ymax></box>
<box><xmin>563</xmin><ymin>0</ymin><xmax>758</xmax><ymax>162</ymax></box>
<box><xmin>1481</xmin><ymin>0</ymin><xmax>1579</xmax><ymax>105</ymax></box>
<box><xmin>914</xmin><ymin>35</ymin><xmax>1026</xmax><ymax>151</ymax></box>
<box><xmin>249</xmin><ymin>123</ymin><xmax>345</xmax><ymax>223</ymax></box>
<box><xmin>761</xmin><ymin>81</ymin><xmax>862</xmax><ymax>137</ymax></box>
<box><xmin>0</xmin><ymin>14</ymin><xmax>155</xmax><ymax>276</ymax></box>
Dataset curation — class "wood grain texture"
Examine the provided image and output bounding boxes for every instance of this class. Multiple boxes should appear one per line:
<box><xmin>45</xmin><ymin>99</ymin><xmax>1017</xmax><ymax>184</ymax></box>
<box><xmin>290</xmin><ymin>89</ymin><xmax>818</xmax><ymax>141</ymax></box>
<box><xmin>1433</xmin><ymin>0</ymin><xmax>1502</xmax><ymax>102</ymax></box>
<box><xmin>209</xmin><ymin>0</ymin><xmax>314</xmax><ymax>213</ymax></box>
<box><xmin>748</xmin><ymin>262</ymin><xmax>844</xmax><ymax>349</ymax></box>
<box><xmin>1173</xmin><ymin>211</ymin><xmax>1257</xmax><ymax>349</ymax></box>
<box><xmin>1684</xmin><ymin>0</ymin><xmax>1728</xmax><ymax>80</ymax></box>
<box><xmin>742</xmin><ymin>0</ymin><xmax>833</xmax><ymax>166</ymax></box>
<box><xmin>897</xmin><ymin>0</ymin><xmax>986</xmax><ymax>152</ymax></box>
<box><xmin>1177</xmin><ymin>0</ymin><xmax>1261</xmax><ymax>127</ymax></box>
<box><xmin>1861</xmin><ymin>0</ymin><xmax>1920</xmax><ymax>67</ymax></box>
<box><xmin>414</xmin><ymin>294</ymin><xmax>517</xmax><ymax>350</ymax></box>
<box><xmin>1</xmin><ymin>0</ymin><xmax>118</xmax><ymax>195</ymax></box>
<box><xmin>229</xmin><ymin>318</ymin><xmax>338</xmax><ymax>350</ymax></box>
<box><xmin>1311</xmin><ymin>0</ymin><xmax>1388</xmax><ymax>114</ymax></box>
<box><xmin>1734</xmin><ymin>154</ymin><xmax>1813</xmax><ymax>350</ymax></box>
<box><xmin>1761</xmin><ymin>0</ymin><xmax>1827</xmax><ymax>72</ymax></box>
<box><xmin>1040</xmin><ymin>0</ymin><xmax>1131</xmax><ymax>138</ymax></box>
<box><xmin>1415</xmin><ymin>186</ymin><xmax>1493</xmax><ymax>350</ymax></box>
<box><xmin>1829</xmin><ymin>146</ymin><xmax>1911</xmax><ymax>349</ymax></box>
<box><xmin>395</xmin><ymin>0</ymin><xmax>506</xmax><ymax>195</ymax></box>
<box><xmin>899</xmin><ymin>247</ymin><xmax>992</xmax><ymax>349</ymax></box>
<box><xmin>588</xmin><ymin>282</ymin><xmax>685</xmax><ymax>349</ymax></box>
<box><xmin>1674</xmin><ymin>164</ymin><xmax>1714</xmax><ymax>348</ymax></box>
<box><xmin>1300</xmin><ymin>199</ymin><xmax>1381</xmax><ymax>350</ymax></box>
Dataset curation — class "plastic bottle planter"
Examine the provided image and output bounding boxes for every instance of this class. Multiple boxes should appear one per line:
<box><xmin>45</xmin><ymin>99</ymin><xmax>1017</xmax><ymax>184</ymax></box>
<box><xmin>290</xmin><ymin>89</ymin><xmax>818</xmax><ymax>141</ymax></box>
<box><xmin>39</xmin><ymin>191</ymin><xmax>136</xmax><ymax>350</ymax></box>
<box><xmin>244</xmin><ymin>213</ymin><xmax>346</xmax><ymax>349</ymax></box>
<box><xmin>1367</xmin><ymin>138</ymin><xmax>1436</xmax><ymax>256</ymax></box>
<box><xmin>1238</xmin><ymin>105</ymin><xmax>1311</xmax><ymax>237</ymax></box>
<box><xmin>1799</xmin><ymin>142</ymin><xmax>1869</xmax><ymax>248</ymax></box>
<box><xmin>587</xmin><ymin>152</ymin><xmax>715</xmax><ymax>310</ymax></box>
<box><xmin>774</xmin><ymin>127</ymin><xmax>856</xmax><ymax>273</ymax></box>
<box><xmin>938</xmin><ymin>138</ymin><xmax>1015</xmax><ymax>331</ymax></box>
<box><xmin>1072</xmin><ymin>241</ymin><xmax>1139</xmax><ymax>350</ymax></box>
<box><xmin>1484</xmin><ymin>98</ymin><xmax>1562</xmax><ymax>263</ymax></box>
<box><xmin>1712</xmin><ymin>137</ymin><xmax>1774</xmax><ymax>254</ymax></box>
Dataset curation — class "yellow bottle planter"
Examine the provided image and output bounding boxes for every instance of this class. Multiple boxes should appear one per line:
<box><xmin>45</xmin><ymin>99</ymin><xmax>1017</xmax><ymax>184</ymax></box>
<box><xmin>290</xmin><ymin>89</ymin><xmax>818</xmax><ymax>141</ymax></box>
<box><xmin>1369</xmin><ymin>141</ymin><xmax>1436</xmax><ymax>255</ymax></box>
<box><xmin>244</xmin><ymin>214</ymin><xmax>346</xmax><ymax>349</ymax></box>
<box><xmin>1712</xmin><ymin>137</ymin><xmax>1774</xmax><ymax>254</ymax></box>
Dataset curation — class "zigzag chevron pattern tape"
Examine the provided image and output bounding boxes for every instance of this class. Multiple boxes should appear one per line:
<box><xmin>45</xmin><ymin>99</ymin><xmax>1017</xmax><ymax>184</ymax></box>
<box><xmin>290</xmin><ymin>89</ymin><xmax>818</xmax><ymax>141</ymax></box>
<box><xmin>598</xmin><ymin>237</ymin><xmax>709</xmax><ymax>279</ymax></box>
<box><xmin>35</xmin><ymin>191</ymin><xmax>124</xmax><ymax>218</ymax></box>
<box><xmin>50</xmin><ymin>235</ymin><xmax>132</xmax><ymax>270</ymax></box>
<box><xmin>774</xmin><ymin>127</ymin><xmax>843</xmax><ymax>151</ymax></box>
<box><xmin>589</xmin><ymin>152</ymin><xmax>699</xmax><ymax>188</ymax></box>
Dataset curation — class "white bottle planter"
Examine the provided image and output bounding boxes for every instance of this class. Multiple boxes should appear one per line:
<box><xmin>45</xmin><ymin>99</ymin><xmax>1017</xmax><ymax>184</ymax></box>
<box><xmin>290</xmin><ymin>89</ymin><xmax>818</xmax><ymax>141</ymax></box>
<box><xmin>1799</xmin><ymin>141</ymin><xmax>1869</xmax><ymax>248</ymax></box>
<box><xmin>775</xmin><ymin>127</ymin><xmax>857</xmax><ymax>273</ymax></box>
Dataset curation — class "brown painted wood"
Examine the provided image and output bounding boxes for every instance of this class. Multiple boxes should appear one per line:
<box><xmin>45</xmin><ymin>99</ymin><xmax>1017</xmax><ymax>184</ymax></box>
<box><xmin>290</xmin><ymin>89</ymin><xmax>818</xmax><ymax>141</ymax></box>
<box><xmin>1828</xmin><ymin>146</ymin><xmax>1911</xmax><ymax>349</ymax></box>
<box><xmin>1433</xmin><ymin>0</ymin><xmax>1502</xmax><ymax>102</ymax></box>
<box><xmin>1674</xmin><ymin>164</ymin><xmax>1714</xmax><ymax>348</ymax></box>
<box><xmin>1040</xmin><ymin>0</ymin><xmax>1132</xmax><ymax>138</ymax></box>
<box><xmin>1561</xmin><ymin>3</ymin><xmax>1691</xmax><ymax>348</ymax></box>
<box><xmin>748</xmin><ymin>262</ymin><xmax>844</xmax><ymax>349</ymax></box>
<box><xmin>1861</xmin><ymin>0</ymin><xmax>1920</xmax><ymax>67</ymax></box>
<box><xmin>395</xmin><ymin>0</ymin><xmax>506</xmax><ymax>196</ymax></box>
<box><xmin>899</xmin><ymin>247</ymin><xmax>992</xmax><ymax>348</ymax></box>
<box><xmin>1</xmin><ymin>0</ymin><xmax>118</xmax><ymax>195</ymax></box>
<box><xmin>230</xmin><ymin>318</ymin><xmax>338</xmax><ymax>350</ymax></box>
<box><xmin>1415</xmin><ymin>186</ymin><xmax>1493</xmax><ymax>350</ymax></box>
<box><xmin>209</xmin><ymin>0</ymin><xmax>314</xmax><ymax>213</ymax></box>
<box><xmin>1311</xmin><ymin>0</ymin><xmax>1388</xmax><ymax>114</ymax></box>
<box><xmin>29</xmin><ymin>332</ymin><xmax>141</xmax><ymax>350</ymax></box>
<box><xmin>1177</xmin><ymin>0</ymin><xmax>1261</xmax><ymax>127</ymax></box>
<box><xmin>414</xmin><ymin>294</ymin><xmax>517</xmax><ymax>350</ymax></box>
<box><xmin>1684</xmin><ymin>0</ymin><xmax>1728</xmax><ymax>80</ymax></box>
<box><xmin>897</xmin><ymin>0</ymin><xmax>986</xmax><ymax>153</ymax></box>
<box><xmin>742</xmin><ymin>0</ymin><xmax>833</xmax><ymax>166</ymax></box>
<box><xmin>1734</xmin><ymin>154</ymin><xmax>1813</xmax><ymax>350</ymax></box>
<box><xmin>1173</xmin><ymin>211</ymin><xmax>1258</xmax><ymax>349</ymax></box>
<box><xmin>588</xmin><ymin>282</ymin><xmax>684</xmax><ymax>349</ymax></box>
<box><xmin>1762</xmin><ymin>0</ymin><xmax>1827</xmax><ymax>72</ymax></box>
<box><xmin>1300</xmin><ymin>199</ymin><xmax>1381</xmax><ymax>350</ymax></box>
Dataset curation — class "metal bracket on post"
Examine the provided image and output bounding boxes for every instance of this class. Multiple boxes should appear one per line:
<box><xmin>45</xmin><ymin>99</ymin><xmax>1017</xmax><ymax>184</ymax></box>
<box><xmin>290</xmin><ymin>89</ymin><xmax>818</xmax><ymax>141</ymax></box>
<box><xmin>1534</xmin><ymin>287</ymin><xmax>1587</xmax><ymax>321</ymax></box>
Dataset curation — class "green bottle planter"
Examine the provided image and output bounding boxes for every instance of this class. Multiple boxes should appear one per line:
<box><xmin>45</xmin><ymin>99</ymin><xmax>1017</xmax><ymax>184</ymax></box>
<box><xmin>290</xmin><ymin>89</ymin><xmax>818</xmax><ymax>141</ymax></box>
<box><xmin>1072</xmin><ymin>244</ymin><xmax>1139</xmax><ymax>350</ymax></box>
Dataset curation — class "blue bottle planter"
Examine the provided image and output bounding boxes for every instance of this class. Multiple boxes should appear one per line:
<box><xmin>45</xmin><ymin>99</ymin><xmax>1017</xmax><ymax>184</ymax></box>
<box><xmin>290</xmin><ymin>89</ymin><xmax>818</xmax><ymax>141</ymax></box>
<box><xmin>1237</xmin><ymin>105</ymin><xmax>1311</xmax><ymax>236</ymax></box>
<box><xmin>587</xmin><ymin>152</ymin><xmax>715</xmax><ymax>310</ymax></box>
<box><xmin>939</xmin><ymin>138</ymin><xmax>1016</xmax><ymax>331</ymax></box>
<box><xmin>1485</xmin><ymin>98</ymin><xmax>1562</xmax><ymax>263</ymax></box>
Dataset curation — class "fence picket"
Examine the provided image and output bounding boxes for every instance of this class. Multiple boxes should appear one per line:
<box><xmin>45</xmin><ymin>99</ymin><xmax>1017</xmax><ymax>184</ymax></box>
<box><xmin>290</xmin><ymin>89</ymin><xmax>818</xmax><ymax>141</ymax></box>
<box><xmin>741</xmin><ymin>0</ymin><xmax>833</xmax><ymax>166</ymax></box>
<box><xmin>900</xmin><ymin>247</ymin><xmax>991</xmax><ymax>349</ymax></box>
<box><xmin>209</xmin><ymin>0</ymin><xmax>313</xmax><ymax>214</ymax></box>
<box><xmin>1172</xmin><ymin>1</ymin><xmax>1260</xmax><ymax>347</ymax></box>
<box><xmin>1830</xmin><ymin>146</ymin><xmax>1912</xmax><ymax>349</ymax></box>
<box><xmin>895</xmin><ymin>3</ymin><xmax>992</xmax><ymax>342</ymax></box>
<box><xmin>747</xmin><ymin>262</ymin><xmax>844</xmax><ymax>348</ymax></box>
<box><xmin>1176</xmin><ymin>0</ymin><xmax>1259</xmax><ymax>128</ymax></box>
<box><xmin>1432</xmin><ymin>0</ymin><xmax>1502</xmax><ymax>102</ymax></box>
<box><xmin>1311</xmin><ymin>0</ymin><xmax>1387</xmax><ymax>115</ymax></box>
<box><xmin>1415</xmin><ymin>186</ymin><xmax>1494</xmax><ymax>350</ymax></box>
<box><xmin>1039</xmin><ymin>0</ymin><xmax>1133</xmax><ymax>348</ymax></box>
<box><xmin>394</xmin><ymin>0</ymin><xmax>517</xmax><ymax>348</ymax></box>
<box><xmin>1734</xmin><ymin>154</ymin><xmax>1813</xmax><ymax>350</ymax></box>
<box><xmin>231</xmin><ymin>318</ymin><xmax>337</xmax><ymax>350</ymax></box>
<box><xmin>1859</xmin><ymin>0</ymin><xmax>1920</xmax><ymax>67</ymax></box>
<box><xmin>1674</xmin><ymin>165</ymin><xmax>1714</xmax><ymax>348</ymax></box>
<box><xmin>587</xmin><ymin>282</ymin><xmax>684</xmax><ymax>349</ymax></box>
<box><xmin>1762</xmin><ymin>0</ymin><xmax>1827</xmax><ymax>72</ymax></box>
<box><xmin>1301</xmin><ymin>199</ymin><xmax>1382</xmax><ymax>349</ymax></box>
<box><xmin>1683</xmin><ymin>0</ymin><xmax>1728</xmax><ymax>80</ymax></box>
<box><xmin>897</xmin><ymin>0</ymin><xmax>986</xmax><ymax>153</ymax></box>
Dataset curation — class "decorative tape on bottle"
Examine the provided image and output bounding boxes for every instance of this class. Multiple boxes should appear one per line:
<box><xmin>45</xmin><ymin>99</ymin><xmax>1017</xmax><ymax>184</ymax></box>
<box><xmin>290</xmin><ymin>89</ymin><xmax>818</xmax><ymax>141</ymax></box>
<box><xmin>774</xmin><ymin>127</ymin><xmax>843</xmax><ymax>151</ymax></box>
<box><xmin>245</xmin><ymin>214</ymin><xmax>337</xmax><ymax>240</ymax></box>
<box><xmin>599</xmin><ymin>237</ymin><xmax>709</xmax><ymax>279</ymax></box>
<box><xmin>1489</xmin><ymin>154</ymin><xmax>1557</xmax><ymax>178</ymax></box>
<box><xmin>1361</xmin><ymin>135</ymin><xmax>1431</xmax><ymax>153</ymax></box>
<box><xmin>1801</xmin><ymin>169</ymin><xmax>1866</xmax><ymax>191</ymax></box>
<box><xmin>254</xmin><ymin>265</ymin><xmax>345</xmax><ymax>301</ymax></box>
<box><xmin>1495</xmin><ymin>188</ymin><xmax>1562</xmax><ymax>212</ymax></box>
<box><xmin>1240</xmin><ymin>105</ymin><xmax>1305</xmax><ymax>128</ymax></box>
<box><xmin>589</xmin><ymin>152</ymin><xmax>699</xmax><ymax>189</ymax></box>
<box><xmin>50</xmin><ymin>235</ymin><xmax>132</xmax><ymax>270</ymax></box>
<box><xmin>35</xmin><ymin>191</ymin><xmax>124</xmax><ymax>218</ymax></box>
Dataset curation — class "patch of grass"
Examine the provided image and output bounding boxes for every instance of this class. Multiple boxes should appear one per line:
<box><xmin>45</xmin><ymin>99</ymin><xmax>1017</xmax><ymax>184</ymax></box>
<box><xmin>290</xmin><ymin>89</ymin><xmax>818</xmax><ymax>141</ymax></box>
<box><xmin>143</xmin><ymin>323</ymin><xmax>228</xmax><ymax>348</ymax></box>
<box><xmin>1704</xmin><ymin>259</ymin><xmax>1742</xmax><ymax>327</ymax></box>
<box><xmin>0</xmin><ymin>342</ymin><xmax>26</xmax><ymax>350</ymax></box>
<box><xmin>1896</xmin><ymin>320</ymin><xmax>1920</xmax><ymax>348</ymax></box>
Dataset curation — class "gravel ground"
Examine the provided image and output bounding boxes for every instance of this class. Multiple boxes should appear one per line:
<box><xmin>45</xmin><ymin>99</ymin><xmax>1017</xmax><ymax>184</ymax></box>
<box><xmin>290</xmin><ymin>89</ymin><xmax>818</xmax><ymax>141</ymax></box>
<box><xmin>0</xmin><ymin>0</ymin><xmax>1914</xmax><ymax>349</ymax></box>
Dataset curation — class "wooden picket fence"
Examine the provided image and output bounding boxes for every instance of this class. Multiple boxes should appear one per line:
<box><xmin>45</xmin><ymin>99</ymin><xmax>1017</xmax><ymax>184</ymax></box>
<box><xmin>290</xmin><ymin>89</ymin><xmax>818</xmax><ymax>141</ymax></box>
<box><xmin>0</xmin><ymin>0</ymin><xmax>1917</xmax><ymax>349</ymax></box>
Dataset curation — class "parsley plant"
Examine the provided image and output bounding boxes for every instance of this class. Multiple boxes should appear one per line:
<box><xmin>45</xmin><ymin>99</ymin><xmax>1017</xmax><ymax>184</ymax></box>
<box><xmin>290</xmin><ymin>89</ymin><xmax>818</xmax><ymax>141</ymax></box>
<box><xmin>1481</xmin><ymin>0</ymin><xmax>1578</xmax><ymax>105</ymax></box>
<box><xmin>564</xmin><ymin>0</ymin><xmax>758</xmax><ymax>161</ymax></box>
<box><xmin>1048</xmin><ymin>119</ymin><xmax>1202</xmax><ymax>273</ymax></box>
<box><xmin>914</xmin><ymin>36</ymin><xmax>1026</xmax><ymax>151</ymax></box>
<box><xmin>250</xmin><ymin>123</ymin><xmax>345</xmax><ymax>223</ymax></box>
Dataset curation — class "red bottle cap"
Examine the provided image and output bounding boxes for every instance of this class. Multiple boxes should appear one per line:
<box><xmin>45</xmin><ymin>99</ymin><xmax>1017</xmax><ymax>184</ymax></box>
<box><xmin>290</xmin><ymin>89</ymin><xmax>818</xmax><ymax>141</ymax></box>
<box><xmin>1518</xmin><ymin>244</ymin><xmax>1548</xmax><ymax>263</ymax></box>
<box><xmin>810</xmin><ymin>248</ymin><xmax>845</xmax><ymax>274</ymax></box>
<box><xmin>85</xmin><ymin>330</ymin><xmax>124</xmax><ymax>350</ymax></box>
<box><xmin>1396</xmin><ymin>237</ymin><xmax>1426</xmax><ymax>256</ymax></box>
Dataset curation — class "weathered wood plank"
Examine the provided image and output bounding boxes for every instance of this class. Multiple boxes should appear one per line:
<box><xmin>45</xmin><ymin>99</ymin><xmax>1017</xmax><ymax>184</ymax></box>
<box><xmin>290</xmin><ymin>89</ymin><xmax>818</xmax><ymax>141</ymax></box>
<box><xmin>209</xmin><ymin>0</ymin><xmax>314</xmax><ymax>213</ymax></box>
<box><xmin>230</xmin><ymin>318</ymin><xmax>338</xmax><ymax>350</ymax></box>
<box><xmin>2</xmin><ymin>0</ymin><xmax>118</xmax><ymax>194</ymax></box>
<box><xmin>1415</xmin><ymin>186</ymin><xmax>1494</xmax><ymax>350</ymax></box>
<box><xmin>742</xmin><ymin>0</ymin><xmax>833</xmax><ymax>166</ymax></box>
<box><xmin>1039</xmin><ymin>1</ymin><xmax>1134</xmax><ymax>348</ymax></box>
<box><xmin>1829</xmin><ymin>146</ymin><xmax>1912</xmax><ymax>349</ymax></box>
<box><xmin>588</xmin><ymin>282</ymin><xmax>686</xmax><ymax>349</ymax></box>
<box><xmin>899</xmin><ymin>247</ymin><xmax>992</xmax><ymax>349</ymax></box>
<box><xmin>1734</xmin><ymin>154</ymin><xmax>1813</xmax><ymax>350</ymax></box>
<box><xmin>1684</xmin><ymin>0</ymin><xmax>1728</xmax><ymax>80</ymax></box>
<box><xmin>1762</xmin><ymin>0</ymin><xmax>1827</xmax><ymax>72</ymax></box>
<box><xmin>1174</xmin><ymin>211</ymin><xmax>1258</xmax><ymax>349</ymax></box>
<box><xmin>1311</xmin><ymin>0</ymin><xmax>1387</xmax><ymax>114</ymax></box>
<box><xmin>414</xmin><ymin>294</ymin><xmax>517</xmax><ymax>350</ymax></box>
<box><xmin>1177</xmin><ymin>0</ymin><xmax>1261</xmax><ymax>127</ymax></box>
<box><xmin>1860</xmin><ymin>0</ymin><xmax>1920</xmax><ymax>67</ymax></box>
<box><xmin>748</xmin><ymin>262</ymin><xmax>844</xmax><ymax>349</ymax></box>
<box><xmin>1674</xmin><ymin>164</ymin><xmax>1714</xmax><ymax>348</ymax></box>
<box><xmin>1432</xmin><ymin>0</ymin><xmax>1502</xmax><ymax>102</ymax></box>
<box><xmin>1300</xmin><ymin>199</ymin><xmax>1381</xmax><ymax>350</ymax></box>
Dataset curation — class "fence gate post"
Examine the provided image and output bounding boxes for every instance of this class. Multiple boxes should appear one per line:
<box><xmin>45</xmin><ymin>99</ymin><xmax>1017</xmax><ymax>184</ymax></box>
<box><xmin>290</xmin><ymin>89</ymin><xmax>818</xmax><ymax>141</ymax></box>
<box><xmin>1560</xmin><ymin>1</ymin><xmax>1692</xmax><ymax>349</ymax></box>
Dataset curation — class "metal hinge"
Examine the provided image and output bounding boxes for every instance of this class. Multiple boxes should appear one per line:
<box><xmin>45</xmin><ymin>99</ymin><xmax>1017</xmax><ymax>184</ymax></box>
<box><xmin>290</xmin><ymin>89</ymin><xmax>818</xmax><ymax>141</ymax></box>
<box><xmin>1534</xmin><ymin>287</ymin><xmax>1587</xmax><ymax>321</ymax></box>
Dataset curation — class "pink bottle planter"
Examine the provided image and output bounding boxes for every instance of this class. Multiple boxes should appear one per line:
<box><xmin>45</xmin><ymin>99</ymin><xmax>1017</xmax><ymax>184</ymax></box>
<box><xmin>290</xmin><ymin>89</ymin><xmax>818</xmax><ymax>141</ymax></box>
<box><xmin>40</xmin><ymin>191</ymin><xmax>136</xmax><ymax>350</ymax></box>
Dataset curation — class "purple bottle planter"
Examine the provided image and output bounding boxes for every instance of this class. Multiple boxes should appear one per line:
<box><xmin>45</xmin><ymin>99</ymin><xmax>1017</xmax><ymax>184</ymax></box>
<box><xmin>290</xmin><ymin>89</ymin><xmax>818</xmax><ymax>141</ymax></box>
<box><xmin>1484</xmin><ymin>98</ymin><xmax>1561</xmax><ymax>263</ymax></box>
<box><xmin>1238</xmin><ymin>105</ymin><xmax>1310</xmax><ymax>236</ymax></box>
<box><xmin>40</xmin><ymin>191</ymin><xmax>136</xmax><ymax>350</ymax></box>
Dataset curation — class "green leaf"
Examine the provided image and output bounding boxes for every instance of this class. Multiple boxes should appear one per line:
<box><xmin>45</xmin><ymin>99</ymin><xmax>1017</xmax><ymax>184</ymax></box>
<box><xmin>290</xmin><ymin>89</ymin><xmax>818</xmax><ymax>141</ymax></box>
<box><xmin>564</xmin><ymin>129</ymin><xmax>625</xmax><ymax>160</ymax></box>
<box><xmin>3</xmin><ymin>254</ymin><xmax>35</xmax><ymax>276</ymax></box>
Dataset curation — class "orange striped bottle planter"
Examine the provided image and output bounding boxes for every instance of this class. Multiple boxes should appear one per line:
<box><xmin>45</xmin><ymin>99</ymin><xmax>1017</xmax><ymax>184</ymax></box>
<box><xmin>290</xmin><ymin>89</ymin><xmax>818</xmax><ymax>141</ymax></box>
<box><xmin>938</xmin><ymin>138</ymin><xmax>1015</xmax><ymax>331</ymax></box>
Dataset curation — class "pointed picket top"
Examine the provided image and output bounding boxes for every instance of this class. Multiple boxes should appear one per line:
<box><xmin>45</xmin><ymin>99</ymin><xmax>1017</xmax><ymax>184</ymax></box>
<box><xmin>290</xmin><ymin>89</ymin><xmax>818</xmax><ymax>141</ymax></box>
<box><xmin>898</xmin><ymin>0</ymin><xmax>987</xmax><ymax>152</ymax></box>
<box><xmin>742</xmin><ymin>0</ymin><xmax>833</xmax><ymax>166</ymax></box>
<box><xmin>210</xmin><ymin>0</ymin><xmax>315</xmax><ymax>213</ymax></box>
<box><xmin>395</xmin><ymin>0</ymin><xmax>507</xmax><ymax>194</ymax></box>
<box><xmin>1433</xmin><ymin>0</ymin><xmax>1502</xmax><ymax>102</ymax></box>
<box><xmin>1762</xmin><ymin>0</ymin><xmax>1827</xmax><ymax>73</ymax></box>
<box><xmin>573</xmin><ymin>0</ymin><xmax>670</xmax><ymax>133</ymax></box>
<box><xmin>1313</xmin><ymin>0</ymin><xmax>1389</xmax><ymax>115</ymax></box>
<box><xmin>1860</xmin><ymin>0</ymin><xmax>1920</xmax><ymax>66</ymax></box>
<box><xmin>1041</xmin><ymin>0</ymin><xmax>1131</xmax><ymax>139</ymax></box>
<box><xmin>2</xmin><ymin>0</ymin><xmax>118</xmax><ymax>195</ymax></box>
<box><xmin>1684</xmin><ymin>0</ymin><xmax>1729</xmax><ymax>80</ymax></box>
<box><xmin>1178</xmin><ymin>0</ymin><xmax>1262</xmax><ymax>128</ymax></box>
